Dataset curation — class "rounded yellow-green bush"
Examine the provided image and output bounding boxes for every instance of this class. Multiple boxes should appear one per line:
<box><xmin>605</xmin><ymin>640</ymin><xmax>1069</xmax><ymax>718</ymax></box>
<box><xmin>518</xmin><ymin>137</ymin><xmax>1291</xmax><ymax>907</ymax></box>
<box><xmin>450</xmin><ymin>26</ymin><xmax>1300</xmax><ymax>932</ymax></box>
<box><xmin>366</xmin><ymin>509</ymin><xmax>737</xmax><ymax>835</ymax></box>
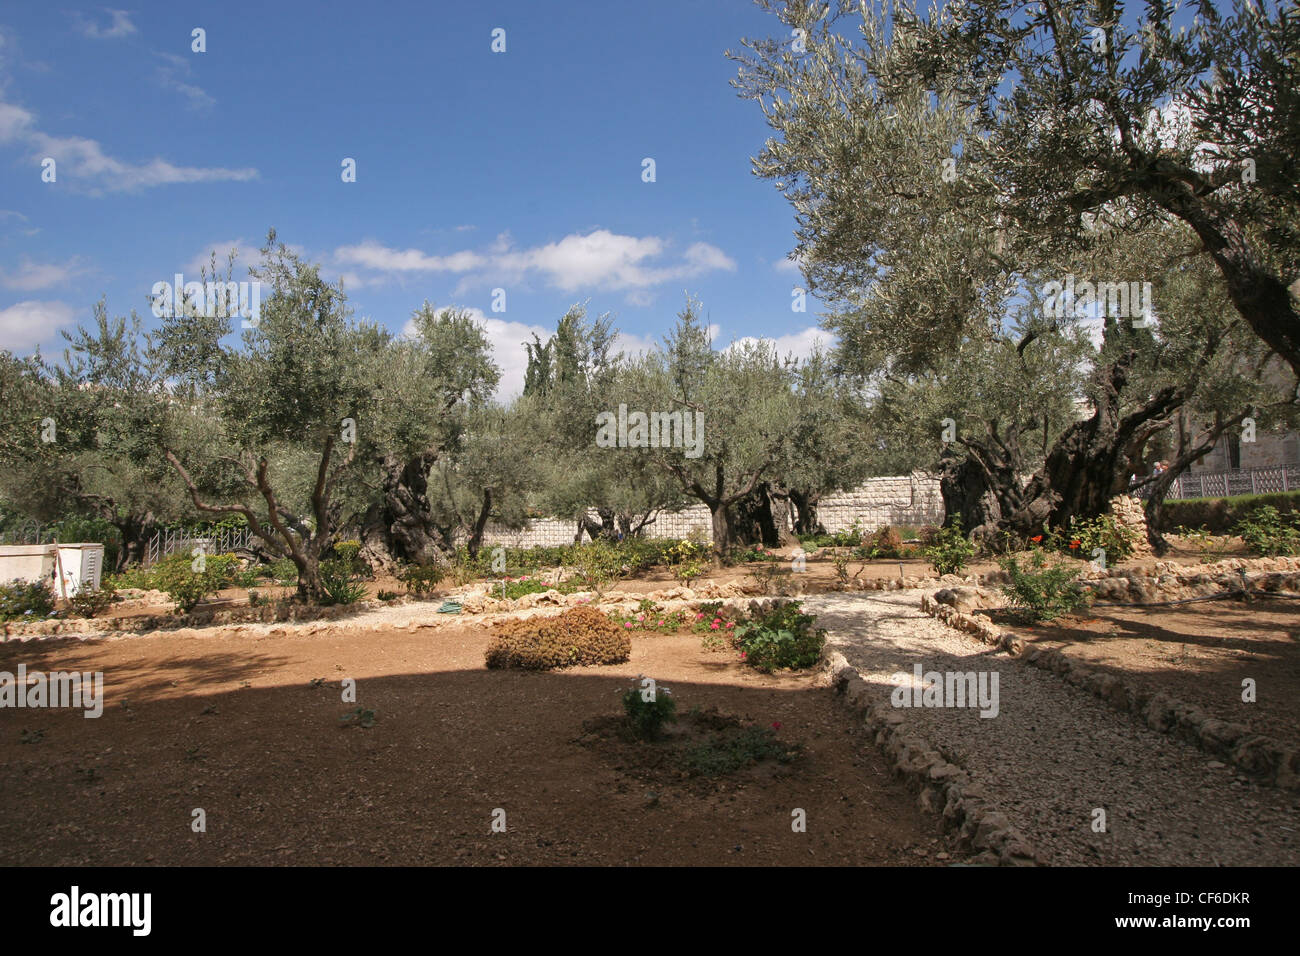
<box><xmin>485</xmin><ymin>606</ymin><xmax>631</xmax><ymax>670</ymax></box>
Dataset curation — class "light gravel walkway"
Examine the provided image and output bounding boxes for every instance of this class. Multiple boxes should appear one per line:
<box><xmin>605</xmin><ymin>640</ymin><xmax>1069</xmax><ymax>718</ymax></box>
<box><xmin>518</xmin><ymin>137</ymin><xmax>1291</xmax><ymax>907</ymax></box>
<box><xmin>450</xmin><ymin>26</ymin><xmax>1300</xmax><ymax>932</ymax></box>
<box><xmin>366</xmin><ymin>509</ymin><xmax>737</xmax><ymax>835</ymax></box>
<box><xmin>804</xmin><ymin>591</ymin><xmax>1300</xmax><ymax>866</ymax></box>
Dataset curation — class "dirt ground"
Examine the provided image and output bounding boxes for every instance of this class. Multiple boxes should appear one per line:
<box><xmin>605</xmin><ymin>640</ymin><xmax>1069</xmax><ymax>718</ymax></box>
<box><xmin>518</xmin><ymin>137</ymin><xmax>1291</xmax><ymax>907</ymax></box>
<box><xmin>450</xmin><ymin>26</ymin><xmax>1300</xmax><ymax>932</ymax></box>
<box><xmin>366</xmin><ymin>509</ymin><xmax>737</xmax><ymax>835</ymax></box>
<box><xmin>0</xmin><ymin>623</ymin><xmax>957</xmax><ymax>866</ymax></box>
<box><xmin>989</xmin><ymin>597</ymin><xmax>1300</xmax><ymax>743</ymax></box>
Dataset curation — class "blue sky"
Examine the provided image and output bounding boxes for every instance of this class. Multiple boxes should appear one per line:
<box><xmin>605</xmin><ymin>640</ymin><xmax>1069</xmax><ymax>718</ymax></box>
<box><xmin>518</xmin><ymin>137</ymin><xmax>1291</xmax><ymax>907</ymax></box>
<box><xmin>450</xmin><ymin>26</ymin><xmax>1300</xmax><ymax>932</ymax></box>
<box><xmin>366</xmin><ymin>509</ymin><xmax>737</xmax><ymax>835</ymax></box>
<box><xmin>0</xmin><ymin>1</ymin><xmax>829</xmax><ymax>396</ymax></box>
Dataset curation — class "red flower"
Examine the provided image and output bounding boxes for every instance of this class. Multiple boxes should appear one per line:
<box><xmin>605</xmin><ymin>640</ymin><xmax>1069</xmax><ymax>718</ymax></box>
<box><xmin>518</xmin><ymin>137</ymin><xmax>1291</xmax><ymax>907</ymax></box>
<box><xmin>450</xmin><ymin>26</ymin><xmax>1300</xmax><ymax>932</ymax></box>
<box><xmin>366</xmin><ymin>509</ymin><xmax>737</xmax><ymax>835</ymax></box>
<box><xmin>1069</xmin><ymin>540</ymin><xmax>1081</xmax><ymax>549</ymax></box>
<box><xmin>1031</xmin><ymin>535</ymin><xmax>1043</xmax><ymax>543</ymax></box>
<box><xmin>771</xmin><ymin>721</ymin><xmax>782</xmax><ymax>731</ymax></box>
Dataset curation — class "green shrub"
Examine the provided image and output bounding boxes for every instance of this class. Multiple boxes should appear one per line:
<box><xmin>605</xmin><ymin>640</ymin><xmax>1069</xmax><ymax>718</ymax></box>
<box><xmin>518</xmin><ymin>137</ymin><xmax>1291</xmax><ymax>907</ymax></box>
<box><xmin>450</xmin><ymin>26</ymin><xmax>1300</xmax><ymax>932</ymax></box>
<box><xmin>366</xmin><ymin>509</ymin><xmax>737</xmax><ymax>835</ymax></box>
<box><xmin>621</xmin><ymin>683</ymin><xmax>677</xmax><ymax>740</ymax></box>
<box><xmin>399</xmin><ymin>561</ymin><xmax>446</xmax><ymax>596</ymax></box>
<box><xmin>485</xmin><ymin>606</ymin><xmax>632</xmax><ymax>670</ymax></box>
<box><xmin>483</xmin><ymin>575</ymin><xmax>552</xmax><ymax>601</ymax></box>
<box><xmin>1159</xmin><ymin>490</ymin><xmax>1300</xmax><ymax>534</ymax></box>
<box><xmin>681</xmin><ymin>725</ymin><xmax>798</xmax><ymax>777</ymax></box>
<box><xmin>734</xmin><ymin>601</ymin><xmax>825</xmax><ymax>672</ymax></box>
<box><xmin>330</xmin><ymin>540</ymin><xmax>369</xmax><ymax>577</ymax></box>
<box><xmin>267</xmin><ymin>557</ymin><xmax>298</xmax><ymax>586</ymax></box>
<box><xmin>1235</xmin><ymin>505</ymin><xmax>1300</xmax><ymax>556</ymax></box>
<box><xmin>924</xmin><ymin>520</ymin><xmax>975</xmax><ymax>575</ymax></box>
<box><xmin>149</xmin><ymin>552</ymin><xmax>240</xmax><ymax>613</ymax></box>
<box><xmin>318</xmin><ymin>559</ymin><xmax>368</xmax><ymax>606</ymax></box>
<box><xmin>573</xmin><ymin>541</ymin><xmax>628</xmax><ymax>592</ymax></box>
<box><xmin>998</xmin><ymin>549</ymin><xmax>1088</xmax><ymax>622</ymax></box>
<box><xmin>665</xmin><ymin>539</ymin><xmax>710</xmax><ymax>586</ymax></box>
<box><xmin>0</xmin><ymin>578</ymin><xmax>56</xmax><ymax>621</ymax></box>
<box><xmin>1064</xmin><ymin>512</ymin><xmax>1140</xmax><ymax>563</ymax></box>
<box><xmin>68</xmin><ymin>579</ymin><xmax>118</xmax><ymax>618</ymax></box>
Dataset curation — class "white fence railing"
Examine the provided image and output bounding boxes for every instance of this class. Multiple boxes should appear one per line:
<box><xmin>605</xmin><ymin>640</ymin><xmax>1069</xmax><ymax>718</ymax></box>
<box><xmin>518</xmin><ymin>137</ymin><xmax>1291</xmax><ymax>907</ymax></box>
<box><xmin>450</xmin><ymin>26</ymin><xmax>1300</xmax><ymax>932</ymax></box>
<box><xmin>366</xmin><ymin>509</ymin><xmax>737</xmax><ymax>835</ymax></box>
<box><xmin>144</xmin><ymin>526</ymin><xmax>256</xmax><ymax>566</ymax></box>
<box><xmin>1164</xmin><ymin>465</ymin><xmax>1300</xmax><ymax>500</ymax></box>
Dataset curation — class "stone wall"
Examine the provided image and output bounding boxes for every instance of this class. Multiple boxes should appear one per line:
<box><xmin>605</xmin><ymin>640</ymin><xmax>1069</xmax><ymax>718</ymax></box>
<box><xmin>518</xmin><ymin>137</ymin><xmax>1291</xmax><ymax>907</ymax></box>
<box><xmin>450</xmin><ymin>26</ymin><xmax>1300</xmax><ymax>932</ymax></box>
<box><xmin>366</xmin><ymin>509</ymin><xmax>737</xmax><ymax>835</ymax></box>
<box><xmin>473</xmin><ymin>473</ymin><xmax>946</xmax><ymax>548</ymax></box>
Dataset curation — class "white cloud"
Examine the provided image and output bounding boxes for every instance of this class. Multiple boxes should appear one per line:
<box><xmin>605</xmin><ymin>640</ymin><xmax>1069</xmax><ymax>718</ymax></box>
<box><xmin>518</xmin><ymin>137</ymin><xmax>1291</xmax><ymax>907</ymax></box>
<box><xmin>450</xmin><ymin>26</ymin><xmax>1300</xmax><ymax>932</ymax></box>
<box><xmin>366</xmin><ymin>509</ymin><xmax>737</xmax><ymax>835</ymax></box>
<box><xmin>28</xmin><ymin>128</ymin><xmax>257</xmax><ymax>191</ymax></box>
<box><xmin>73</xmin><ymin>10</ymin><xmax>137</xmax><ymax>40</ymax></box>
<box><xmin>334</xmin><ymin>240</ymin><xmax>486</xmax><ymax>273</ymax></box>
<box><xmin>0</xmin><ymin>256</ymin><xmax>88</xmax><ymax>292</ymax></box>
<box><xmin>155</xmin><ymin>53</ymin><xmax>214</xmax><ymax>111</ymax></box>
<box><xmin>335</xmin><ymin>229</ymin><xmax>736</xmax><ymax>295</ymax></box>
<box><xmin>0</xmin><ymin>300</ymin><xmax>76</xmax><ymax>350</ymax></box>
<box><xmin>0</xmin><ymin>95</ymin><xmax>257</xmax><ymax>192</ymax></box>
<box><xmin>0</xmin><ymin>101</ymin><xmax>33</xmax><ymax>142</ymax></box>
<box><xmin>613</xmin><ymin>330</ymin><xmax>660</xmax><ymax>360</ymax></box>
<box><xmin>726</xmin><ymin>326</ymin><xmax>832</xmax><ymax>361</ymax></box>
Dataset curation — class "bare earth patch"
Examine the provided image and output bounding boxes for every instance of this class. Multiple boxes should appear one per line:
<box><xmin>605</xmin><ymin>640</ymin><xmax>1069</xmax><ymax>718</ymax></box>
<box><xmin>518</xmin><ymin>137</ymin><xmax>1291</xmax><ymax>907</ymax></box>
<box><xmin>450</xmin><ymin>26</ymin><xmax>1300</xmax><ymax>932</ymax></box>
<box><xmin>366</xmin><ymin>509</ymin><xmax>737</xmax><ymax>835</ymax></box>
<box><xmin>0</xmin><ymin>622</ymin><xmax>954</xmax><ymax>866</ymax></box>
<box><xmin>985</xmin><ymin>597</ymin><xmax>1300</xmax><ymax>743</ymax></box>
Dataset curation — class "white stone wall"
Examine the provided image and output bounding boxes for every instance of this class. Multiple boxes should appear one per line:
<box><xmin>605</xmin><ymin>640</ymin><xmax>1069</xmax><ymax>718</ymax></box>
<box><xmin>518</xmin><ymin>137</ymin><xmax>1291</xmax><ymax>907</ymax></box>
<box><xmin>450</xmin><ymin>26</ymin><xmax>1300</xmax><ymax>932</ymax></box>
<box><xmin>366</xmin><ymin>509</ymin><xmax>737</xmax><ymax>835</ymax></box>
<box><xmin>474</xmin><ymin>474</ymin><xmax>945</xmax><ymax>548</ymax></box>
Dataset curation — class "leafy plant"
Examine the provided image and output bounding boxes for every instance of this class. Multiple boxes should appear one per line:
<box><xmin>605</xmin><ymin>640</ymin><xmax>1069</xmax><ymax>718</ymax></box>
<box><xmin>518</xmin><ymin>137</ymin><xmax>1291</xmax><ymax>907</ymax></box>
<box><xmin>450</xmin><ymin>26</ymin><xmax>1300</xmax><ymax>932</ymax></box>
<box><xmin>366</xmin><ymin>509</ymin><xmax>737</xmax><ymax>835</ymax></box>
<box><xmin>330</xmin><ymin>540</ymin><xmax>368</xmax><ymax>576</ymax></box>
<box><xmin>68</xmin><ymin>579</ymin><xmax>118</xmax><ymax>618</ymax></box>
<box><xmin>924</xmin><ymin>520</ymin><xmax>975</xmax><ymax>575</ymax></box>
<box><xmin>399</xmin><ymin>561</ymin><xmax>446</xmax><ymax>597</ymax></box>
<box><xmin>318</xmin><ymin>559</ymin><xmax>368</xmax><ymax>606</ymax></box>
<box><xmin>267</xmin><ymin>557</ymin><xmax>298</xmax><ymax>586</ymax></box>
<box><xmin>750</xmin><ymin>562</ymin><xmax>798</xmax><ymax>595</ymax></box>
<box><xmin>148</xmin><ymin>552</ymin><xmax>240</xmax><ymax>613</ymax></box>
<box><xmin>998</xmin><ymin>549</ymin><xmax>1088</xmax><ymax>622</ymax></box>
<box><xmin>621</xmin><ymin>683</ymin><xmax>678</xmax><ymax>741</ymax></box>
<box><xmin>485</xmin><ymin>606</ymin><xmax>632</xmax><ymax>670</ymax></box>
<box><xmin>1176</xmin><ymin>525</ymin><xmax>1232</xmax><ymax>563</ymax></box>
<box><xmin>340</xmin><ymin>707</ymin><xmax>377</xmax><ymax>728</ymax></box>
<box><xmin>1235</xmin><ymin>505</ymin><xmax>1300</xmax><ymax>557</ymax></box>
<box><xmin>681</xmin><ymin>725</ymin><xmax>799</xmax><ymax>777</ymax></box>
<box><xmin>0</xmin><ymin>580</ymin><xmax>57</xmax><ymax>624</ymax></box>
<box><xmin>733</xmin><ymin>601</ymin><xmax>825</xmax><ymax>672</ymax></box>
<box><xmin>572</xmin><ymin>541</ymin><xmax>627</xmax><ymax>593</ymax></box>
<box><xmin>1065</xmin><ymin>513</ymin><xmax>1141</xmax><ymax>563</ymax></box>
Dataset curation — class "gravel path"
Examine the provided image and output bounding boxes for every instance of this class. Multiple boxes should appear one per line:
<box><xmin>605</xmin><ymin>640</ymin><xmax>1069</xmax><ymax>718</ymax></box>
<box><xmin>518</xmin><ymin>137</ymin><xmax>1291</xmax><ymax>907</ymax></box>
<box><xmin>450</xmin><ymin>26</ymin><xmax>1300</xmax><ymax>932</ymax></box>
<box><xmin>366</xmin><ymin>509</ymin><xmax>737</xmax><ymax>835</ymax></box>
<box><xmin>804</xmin><ymin>591</ymin><xmax>1300</xmax><ymax>866</ymax></box>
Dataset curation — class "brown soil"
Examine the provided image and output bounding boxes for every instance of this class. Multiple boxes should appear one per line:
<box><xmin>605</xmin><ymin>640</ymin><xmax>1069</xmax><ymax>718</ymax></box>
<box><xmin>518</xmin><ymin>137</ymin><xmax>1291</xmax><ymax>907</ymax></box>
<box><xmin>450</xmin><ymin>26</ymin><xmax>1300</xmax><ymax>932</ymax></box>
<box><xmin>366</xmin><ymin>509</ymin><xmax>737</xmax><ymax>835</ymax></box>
<box><xmin>986</xmin><ymin>597</ymin><xmax>1300</xmax><ymax>743</ymax></box>
<box><xmin>0</xmin><ymin>624</ymin><xmax>953</xmax><ymax>866</ymax></box>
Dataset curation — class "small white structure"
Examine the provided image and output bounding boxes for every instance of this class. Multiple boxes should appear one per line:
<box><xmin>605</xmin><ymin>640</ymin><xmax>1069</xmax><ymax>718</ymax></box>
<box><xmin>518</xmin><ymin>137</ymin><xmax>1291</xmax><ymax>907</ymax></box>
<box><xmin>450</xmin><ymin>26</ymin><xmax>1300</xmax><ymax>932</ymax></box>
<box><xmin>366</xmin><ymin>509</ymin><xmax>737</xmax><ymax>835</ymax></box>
<box><xmin>0</xmin><ymin>543</ymin><xmax>104</xmax><ymax>597</ymax></box>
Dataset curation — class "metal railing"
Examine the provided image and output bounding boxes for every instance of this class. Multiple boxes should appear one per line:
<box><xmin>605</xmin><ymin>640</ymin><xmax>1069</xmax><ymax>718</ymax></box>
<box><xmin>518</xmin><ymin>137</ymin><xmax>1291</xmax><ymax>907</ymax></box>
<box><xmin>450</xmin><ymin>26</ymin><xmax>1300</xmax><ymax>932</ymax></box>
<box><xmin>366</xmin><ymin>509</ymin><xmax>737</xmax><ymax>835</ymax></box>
<box><xmin>1131</xmin><ymin>465</ymin><xmax>1300</xmax><ymax>501</ymax></box>
<box><xmin>144</xmin><ymin>526</ymin><xmax>255</xmax><ymax>566</ymax></box>
<box><xmin>1167</xmin><ymin>465</ymin><xmax>1299</xmax><ymax>500</ymax></box>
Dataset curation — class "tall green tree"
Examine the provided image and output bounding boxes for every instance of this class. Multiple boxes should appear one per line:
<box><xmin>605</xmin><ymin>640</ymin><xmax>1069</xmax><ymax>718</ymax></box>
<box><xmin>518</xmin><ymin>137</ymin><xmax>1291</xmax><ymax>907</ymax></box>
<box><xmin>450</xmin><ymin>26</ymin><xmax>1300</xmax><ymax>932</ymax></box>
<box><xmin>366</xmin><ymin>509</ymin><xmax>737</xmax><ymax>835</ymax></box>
<box><xmin>155</xmin><ymin>231</ymin><xmax>388</xmax><ymax>600</ymax></box>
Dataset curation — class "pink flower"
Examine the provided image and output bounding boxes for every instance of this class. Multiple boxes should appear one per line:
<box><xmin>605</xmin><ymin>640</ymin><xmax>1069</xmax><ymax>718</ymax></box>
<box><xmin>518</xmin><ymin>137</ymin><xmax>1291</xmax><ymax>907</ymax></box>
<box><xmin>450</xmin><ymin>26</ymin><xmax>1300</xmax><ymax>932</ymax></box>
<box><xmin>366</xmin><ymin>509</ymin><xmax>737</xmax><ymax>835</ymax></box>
<box><xmin>657</xmin><ymin>620</ymin><xmax>665</xmax><ymax>626</ymax></box>
<box><xmin>710</xmin><ymin>622</ymin><xmax>720</xmax><ymax>630</ymax></box>
<box><xmin>637</xmin><ymin>614</ymin><xmax>645</xmax><ymax>621</ymax></box>
<box><xmin>696</xmin><ymin>613</ymin><xmax>704</xmax><ymax>620</ymax></box>
<box><xmin>726</xmin><ymin>622</ymin><xmax>735</xmax><ymax>629</ymax></box>
<box><xmin>740</xmin><ymin>651</ymin><xmax>748</xmax><ymax>660</ymax></box>
<box><xmin>624</xmin><ymin>622</ymin><xmax>633</xmax><ymax>629</ymax></box>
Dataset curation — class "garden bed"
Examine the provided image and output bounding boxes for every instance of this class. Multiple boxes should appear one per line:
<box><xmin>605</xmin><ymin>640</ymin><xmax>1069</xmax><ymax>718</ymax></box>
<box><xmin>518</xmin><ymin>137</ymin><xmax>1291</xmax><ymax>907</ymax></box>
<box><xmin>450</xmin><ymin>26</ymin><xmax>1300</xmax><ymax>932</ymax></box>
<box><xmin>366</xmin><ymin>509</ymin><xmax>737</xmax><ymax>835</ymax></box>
<box><xmin>0</xmin><ymin>617</ymin><xmax>959</xmax><ymax>865</ymax></box>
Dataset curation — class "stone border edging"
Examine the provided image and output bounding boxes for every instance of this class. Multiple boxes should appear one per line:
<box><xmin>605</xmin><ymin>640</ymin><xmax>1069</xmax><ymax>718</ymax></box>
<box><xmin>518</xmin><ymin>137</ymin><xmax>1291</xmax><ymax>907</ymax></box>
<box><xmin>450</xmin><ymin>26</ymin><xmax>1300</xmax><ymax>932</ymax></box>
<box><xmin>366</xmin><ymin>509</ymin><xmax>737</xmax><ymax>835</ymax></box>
<box><xmin>918</xmin><ymin>595</ymin><xmax>1300</xmax><ymax>791</ymax></box>
<box><xmin>821</xmin><ymin>648</ymin><xmax>1037</xmax><ymax>866</ymax></box>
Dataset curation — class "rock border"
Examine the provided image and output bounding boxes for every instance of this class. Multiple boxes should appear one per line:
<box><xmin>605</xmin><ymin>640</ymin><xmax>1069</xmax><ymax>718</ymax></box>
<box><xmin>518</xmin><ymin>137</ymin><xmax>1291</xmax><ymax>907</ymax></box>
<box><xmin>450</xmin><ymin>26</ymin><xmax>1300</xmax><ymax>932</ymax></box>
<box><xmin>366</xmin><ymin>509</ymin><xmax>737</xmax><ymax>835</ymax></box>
<box><xmin>918</xmin><ymin>594</ymin><xmax>1300</xmax><ymax>791</ymax></box>
<box><xmin>821</xmin><ymin>649</ymin><xmax>1037</xmax><ymax>866</ymax></box>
